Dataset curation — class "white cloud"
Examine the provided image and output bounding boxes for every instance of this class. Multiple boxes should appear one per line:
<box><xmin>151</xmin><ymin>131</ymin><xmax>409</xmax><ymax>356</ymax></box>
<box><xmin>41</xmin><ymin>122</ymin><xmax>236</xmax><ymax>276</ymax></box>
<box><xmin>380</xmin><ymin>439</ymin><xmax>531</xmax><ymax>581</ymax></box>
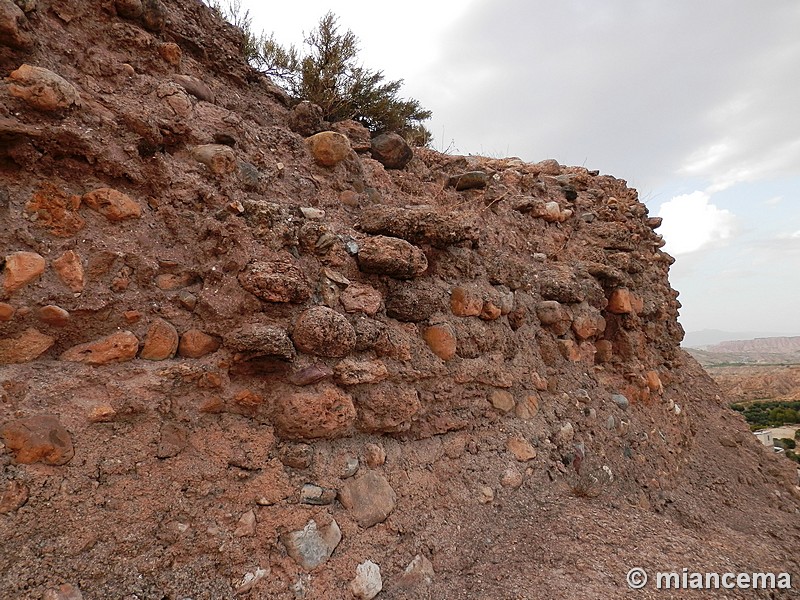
<box><xmin>765</xmin><ymin>195</ymin><xmax>783</xmax><ymax>205</ymax></box>
<box><xmin>657</xmin><ymin>192</ymin><xmax>736</xmax><ymax>254</ymax></box>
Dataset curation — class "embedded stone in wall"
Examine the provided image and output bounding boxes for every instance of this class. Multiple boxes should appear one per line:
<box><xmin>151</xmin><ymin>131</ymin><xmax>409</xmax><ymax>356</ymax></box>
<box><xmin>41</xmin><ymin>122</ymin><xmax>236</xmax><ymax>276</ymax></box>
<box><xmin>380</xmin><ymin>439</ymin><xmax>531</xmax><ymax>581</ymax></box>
<box><xmin>450</xmin><ymin>171</ymin><xmax>489</xmax><ymax>191</ymax></box>
<box><xmin>60</xmin><ymin>331</ymin><xmax>139</xmax><ymax>365</ymax></box>
<box><xmin>158</xmin><ymin>42</ymin><xmax>182</xmax><ymax>66</ymax></box>
<box><xmin>191</xmin><ymin>144</ymin><xmax>237</xmax><ymax>175</ymax></box>
<box><xmin>273</xmin><ymin>385</ymin><xmax>356</xmax><ymax>439</ymax></box>
<box><xmin>38</xmin><ymin>305</ymin><xmax>70</xmax><ymax>327</ymax></box>
<box><xmin>281</xmin><ymin>519</ymin><xmax>342</xmax><ymax>571</ymax></box>
<box><xmin>0</xmin><ymin>415</ymin><xmax>74</xmax><ymax>465</ymax></box>
<box><xmin>450</xmin><ymin>287</ymin><xmax>483</xmax><ymax>317</ymax></box>
<box><xmin>82</xmin><ymin>188</ymin><xmax>142</xmax><ymax>221</ymax></box>
<box><xmin>393</xmin><ymin>554</ymin><xmax>435</xmax><ymax>592</ymax></box>
<box><xmin>340</xmin><ymin>283</ymin><xmax>382</xmax><ymax>316</ymax></box>
<box><xmin>422</xmin><ymin>323</ymin><xmax>457</xmax><ymax>360</ymax></box>
<box><xmin>289</xmin><ymin>363</ymin><xmax>333</xmax><ymax>386</ymax></box>
<box><xmin>53</xmin><ymin>250</ymin><xmax>85</xmax><ymax>293</ymax></box>
<box><xmin>2</xmin><ymin>250</ymin><xmax>45</xmax><ymax>294</ymax></box>
<box><xmin>173</xmin><ymin>74</ymin><xmax>214</xmax><ymax>103</ymax></box>
<box><xmin>355</xmin><ymin>385</ymin><xmax>420</xmax><ymax>433</ymax></box>
<box><xmin>330</xmin><ymin>119</ymin><xmax>371</xmax><ymax>152</ymax></box>
<box><xmin>306</xmin><ymin>131</ymin><xmax>351</xmax><ymax>167</ymax></box>
<box><xmin>385</xmin><ymin>281</ymin><xmax>441</xmax><ymax>322</ymax></box>
<box><xmin>490</xmin><ymin>390</ymin><xmax>515</xmax><ymax>413</ymax></box>
<box><xmin>0</xmin><ymin>302</ymin><xmax>14</xmax><ymax>321</ymax></box>
<box><xmin>506</xmin><ymin>437</ymin><xmax>536</xmax><ymax>462</ymax></box>
<box><xmin>358</xmin><ymin>236</ymin><xmax>428</xmax><ymax>279</ymax></box>
<box><xmin>558</xmin><ymin>339</ymin><xmax>581</xmax><ymax>361</ymax></box>
<box><xmin>351</xmin><ymin>561</ymin><xmax>383</xmax><ymax>600</ymax></box>
<box><xmin>358</xmin><ymin>205</ymin><xmax>479</xmax><ymax>248</ymax></box>
<box><xmin>224</xmin><ymin>323</ymin><xmax>295</xmax><ymax>361</ymax></box>
<box><xmin>334</xmin><ymin>358</ymin><xmax>389</xmax><ymax>386</ymax></box>
<box><xmin>571</xmin><ymin>303</ymin><xmax>606</xmax><ymax>340</ymax></box>
<box><xmin>370</xmin><ymin>132</ymin><xmax>412</xmax><ymax>169</ymax></box>
<box><xmin>540</xmin><ymin>271</ymin><xmax>584</xmax><ymax>303</ymax></box>
<box><xmin>115</xmin><ymin>0</ymin><xmax>143</xmax><ymax>19</ymax></box>
<box><xmin>7</xmin><ymin>64</ymin><xmax>80</xmax><ymax>112</ymax></box>
<box><xmin>595</xmin><ymin>339</ymin><xmax>613</xmax><ymax>363</ymax></box>
<box><xmin>0</xmin><ymin>480</ymin><xmax>29</xmax><ymax>514</ymax></box>
<box><xmin>288</xmin><ymin>101</ymin><xmax>324</xmax><ymax>137</ymax></box>
<box><xmin>516</xmin><ymin>394</ymin><xmax>540</xmax><ymax>420</ymax></box>
<box><xmin>25</xmin><ymin>183</ymin><xmax>85</xmax><ymax>237</ymax></box>
<box><xmin>238</xmin><ymin>258</ymin><xmax>310</xmax><ymax>303</ymax></box>
<box><xmin>0</xmin><ymin>0</ymin><xmax>33</xmax><ymax>49</ymax></box>
<box><xmin>646</xmin><ymin>370</ymin><xmax>662</xmax><ymax>392</ymax></box>
<box><xmin>607</xmin><ymin>287</ymin><xmax>633</xmax><ymax>314</ymax></box>
<box><xmin>480</xmin><ymin>301</ymin><xmax>502</xmax><ymax>321</ymax></box>
<box><xmin>292</xmin><ymin>306</ymin><xmax>356</xmax><ymax>358</ymax></box>
<box><xmin>140</xmin><ymin>318</ymin><xmax>179</xmax><ymax>360</ymax></box>
<box><xmin>338</xmin><ymin>471</ymin><xmax>396</xmax><ymax>528</ymax></box>
<box><xmin>0</xmin><ymin>328</ymin><xmax>54</xmax><ymax>364</ymax></box>
<box><xmin>177</xmin><ymin>329</ymin><xmax>220</xmax><ymax>358</ymax></box>
<box><xmin>536</xmin><ymin>301</ymin><xmax>572</xmax><ymax>336</ymax></box>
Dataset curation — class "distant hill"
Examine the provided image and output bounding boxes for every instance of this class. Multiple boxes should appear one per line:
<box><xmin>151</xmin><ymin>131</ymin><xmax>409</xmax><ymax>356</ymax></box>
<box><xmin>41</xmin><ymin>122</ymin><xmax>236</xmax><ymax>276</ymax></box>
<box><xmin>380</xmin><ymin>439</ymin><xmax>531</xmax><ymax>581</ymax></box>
<box><xmin>682</xmin><ymin>329</ymin><xmax>786</xmax><ymax>348</ymax></box>
<box><xmin>707</xmin><ymin>336</ymin><xmax>800</xmax><ymax>354</ymax></box>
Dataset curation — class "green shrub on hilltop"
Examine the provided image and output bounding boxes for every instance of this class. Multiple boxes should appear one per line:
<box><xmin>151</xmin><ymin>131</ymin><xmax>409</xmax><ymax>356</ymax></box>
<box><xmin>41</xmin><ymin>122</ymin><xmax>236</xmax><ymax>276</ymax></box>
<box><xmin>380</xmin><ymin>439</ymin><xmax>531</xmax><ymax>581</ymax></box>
<box><xmin>202</xmin><ymin>2</ymin><xmax>432</xmax><ymax>144</ymax></box>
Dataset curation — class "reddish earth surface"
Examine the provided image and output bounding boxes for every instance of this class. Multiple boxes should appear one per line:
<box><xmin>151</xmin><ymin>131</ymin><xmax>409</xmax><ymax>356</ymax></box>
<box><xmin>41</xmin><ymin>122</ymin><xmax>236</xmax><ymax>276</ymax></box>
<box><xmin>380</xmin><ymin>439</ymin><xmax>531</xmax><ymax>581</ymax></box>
<box><xmin>2</xmin><ymin>1</ymin><xmax>800</xmax><ymax>599</ymax></box>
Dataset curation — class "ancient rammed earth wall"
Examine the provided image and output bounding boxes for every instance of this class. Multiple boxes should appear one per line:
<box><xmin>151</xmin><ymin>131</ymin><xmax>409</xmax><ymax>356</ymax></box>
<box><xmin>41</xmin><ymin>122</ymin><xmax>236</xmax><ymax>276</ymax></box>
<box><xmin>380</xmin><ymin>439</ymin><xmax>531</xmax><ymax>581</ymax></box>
<box><xmin>5</xmin><ymin>2</ymin><xmax>793</xmax><ymax>599</ymax></box>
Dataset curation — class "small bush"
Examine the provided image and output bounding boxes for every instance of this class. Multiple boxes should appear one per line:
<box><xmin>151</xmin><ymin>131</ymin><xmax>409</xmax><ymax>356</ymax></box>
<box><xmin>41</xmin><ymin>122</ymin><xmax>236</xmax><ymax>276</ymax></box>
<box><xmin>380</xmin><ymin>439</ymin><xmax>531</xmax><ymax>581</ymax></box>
<box><xmin>202</xmin><ymin>4</ymin><xmax>432</xmax><ymax>144</ymax></box>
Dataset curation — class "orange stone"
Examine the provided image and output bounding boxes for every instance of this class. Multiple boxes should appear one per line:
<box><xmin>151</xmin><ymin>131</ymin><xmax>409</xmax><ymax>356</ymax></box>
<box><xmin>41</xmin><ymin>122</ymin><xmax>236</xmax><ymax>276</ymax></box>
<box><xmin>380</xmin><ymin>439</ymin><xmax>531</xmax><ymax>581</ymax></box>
<box><xmin>155</xmin><ymin>273</ymin><xmax>195</xmax><ymax>290</ymax></box>
<box><xmin>0</xmin><ymin>328</ymin><xmax>55</xmax><ymax>364</ymax></box>
<box><xmin>558</xmin><ymin>339</ymin><xmax>581</xmax><ymax>361</ymax></box>
<box><xmin>480</xmin><ymin>301</ymin><xmax>502</xmax><ymax>321</ymax></box>
<box><xmin>306</xmin><ymin>131</ymin><xmax>351</xmax><ymax>167</ymax></box>
<box><xmin>83</xmin><ymin>188</ymin><xmax>142</xmax><ymax>221</ymax></box>
<box><xmin>0</xmin><ymin>415</ymin><xmax>73</xmax><ymax>465</ymax></box>
<box><xmin>25</xmin><ymin>182</ymin><xmax>85</xmax><ymax>237</ymax></box>
<box><xmin>422</xmin><ymin>324</ymin><xmax>457</xmax><ymax>361</ymax></box>
<box><xmin>607</xmin><ymin>288</ymin><xmax>633</xmax><ymax>314</ymax></box>
<box><xmin>450</xmin><ymin>287</ymin><xmax>482</xmax><ymax>317</ymax></box>
<box><xmin>0</xmin><ymin>303</ymin><xmax>14</xmax><ymax>321</ymax></box>
<box><xmin>178</xmin><ymin>329</ymin><xmax>220</xmax><ymax>358</ymax></box>
<box><xmin>340</xmin><ymin>190</ymin><xmax>359</xmax><ymax>207</ymax></box>
<box><xmin>88</xmin><ymin>403</ymin><xmax>117</xmax><ymax>423</ymax></box>
<box><xmin>123</xmin><ymin>310</ymin><xmax>141</xmax><ymax>324</ymax></box>
<box><xmin>515</xmin><ymin>394</ymin><xmax>540</xmax><ymax>420</ymax></box>
<box><xmin>52</xmin><ymin>250</ymin><xmax>85</xmax><ymax>293</ymax></box>
<box><xmin>3</xmin><ymin>251</ymin><xmax>45</xmax><ymax>294</ymax></box>
<box><xmin>158</xmin><ymin>42</ymin><xmax>182</xmax><ymax>65</ymax></box>
<box><xmin>140</xmin><ymin>319</ymin><xmax>179</xmax><ymax>360</ymax></box>
<box><xmin>60</xmin><ymin>331</ymin><xmax>139</xmax><ymax>365</ymax></box>
<box><xmin>38</xmin><ymin>305</ymin><xmax>70</xmax><ymax>327</ymax></box>
<box><xmin>646</xmin><ymin>370</ymin><xmax>662</xmax><ymax>392</ymax></box>
<box><xmin>490</xmin><ymin>390</ymin><xmax>515</xmax><ymax>412</ymax></box>
<box><xmin>234</xmin><ymin>389</ymin><xmax>264</xmax><ymax>409</ymax></box>
<box><xmin>595</xmin><ymin>340</ymin><xmax>613</xmax><ymax>363</ymax></box>
<box><xmin>506</xmin><ymin>437</ymin><xmax>537</xmax><ymax>462</ymax></box>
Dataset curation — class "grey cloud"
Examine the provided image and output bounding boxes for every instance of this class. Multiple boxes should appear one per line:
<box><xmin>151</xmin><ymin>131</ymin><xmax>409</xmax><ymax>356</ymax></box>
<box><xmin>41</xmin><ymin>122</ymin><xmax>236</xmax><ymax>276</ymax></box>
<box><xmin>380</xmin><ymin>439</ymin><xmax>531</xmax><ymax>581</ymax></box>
<box><xmin>414</xmin><ymin>0</ymin><xmax>800</xmax><ymax>193</ymax></box>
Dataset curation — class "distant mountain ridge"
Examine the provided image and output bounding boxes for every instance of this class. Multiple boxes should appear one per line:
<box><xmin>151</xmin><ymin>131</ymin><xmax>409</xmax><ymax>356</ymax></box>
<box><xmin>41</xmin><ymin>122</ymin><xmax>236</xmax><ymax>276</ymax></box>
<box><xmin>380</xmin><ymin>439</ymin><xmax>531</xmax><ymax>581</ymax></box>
<box><xmin>682</xmin><ymin>329</ymin><xmax>786</xmax><ymax>348</ymax></box>
<box><xmin>707</xmin><ymin>336</ymin><xmax>800</xmax><ymax>354</ymax></box>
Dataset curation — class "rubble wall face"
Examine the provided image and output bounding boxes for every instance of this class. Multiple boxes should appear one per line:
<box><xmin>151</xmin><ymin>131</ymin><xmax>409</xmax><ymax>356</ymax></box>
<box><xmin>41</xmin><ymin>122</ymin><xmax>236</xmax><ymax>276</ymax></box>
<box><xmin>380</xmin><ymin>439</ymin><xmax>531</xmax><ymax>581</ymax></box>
<box><xmin>2</xmin><ymin>2</ymin><xmax>795</xmax><ymax>598</ymax></box>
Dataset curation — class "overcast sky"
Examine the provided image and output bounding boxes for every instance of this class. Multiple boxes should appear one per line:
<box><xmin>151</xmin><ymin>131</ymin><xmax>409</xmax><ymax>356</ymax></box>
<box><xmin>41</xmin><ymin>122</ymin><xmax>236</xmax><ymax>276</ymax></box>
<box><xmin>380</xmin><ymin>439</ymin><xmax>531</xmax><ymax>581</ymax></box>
<box><xmin>242</xmin><ymin>0</ymin><xmax>800</xmax><ymax>337</ymax></box>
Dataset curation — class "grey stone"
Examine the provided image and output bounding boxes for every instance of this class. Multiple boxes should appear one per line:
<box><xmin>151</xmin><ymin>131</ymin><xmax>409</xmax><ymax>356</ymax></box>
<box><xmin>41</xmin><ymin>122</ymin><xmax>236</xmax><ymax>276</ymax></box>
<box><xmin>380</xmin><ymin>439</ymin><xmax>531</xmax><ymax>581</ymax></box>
<box><xmin>338</xmin><ymin>471</ymin><xmax>396</xmax><ymax>528</ymax></box>
<box><xmin>281</xmin><ymin>519</ymin><xmax>342</xmax><ymax>570</ymax></box>
<box><xmin>611</xmin><ymin>393</ymin><xmax>629</xmax><ymax>410</ymax></box>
